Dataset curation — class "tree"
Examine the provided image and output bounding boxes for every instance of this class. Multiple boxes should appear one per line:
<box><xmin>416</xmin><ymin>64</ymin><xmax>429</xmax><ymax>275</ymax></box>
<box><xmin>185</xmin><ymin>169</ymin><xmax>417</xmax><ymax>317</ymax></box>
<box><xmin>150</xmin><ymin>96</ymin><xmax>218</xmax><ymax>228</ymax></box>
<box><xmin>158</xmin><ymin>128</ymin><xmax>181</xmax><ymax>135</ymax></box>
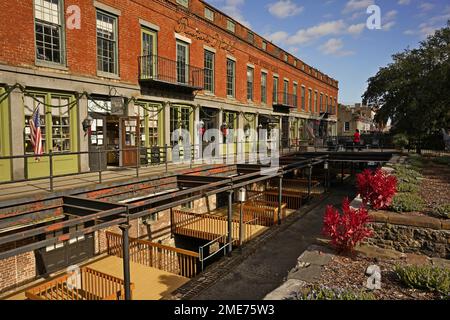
<box><xmin>363</xmin><ymin>22</ymin><xmax>450</xmax><ymax>153</ymax></box>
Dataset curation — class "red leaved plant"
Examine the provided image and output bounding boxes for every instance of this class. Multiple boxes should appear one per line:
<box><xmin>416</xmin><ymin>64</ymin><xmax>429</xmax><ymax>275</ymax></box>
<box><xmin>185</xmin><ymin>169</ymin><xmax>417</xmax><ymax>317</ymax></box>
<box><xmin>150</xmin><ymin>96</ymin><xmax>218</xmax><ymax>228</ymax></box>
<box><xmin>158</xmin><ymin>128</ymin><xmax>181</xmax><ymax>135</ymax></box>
<box><xmin>322</xmin><ymin>198</ymin><xmax>372</xmax><ymax>253</ymax></box>
<box><xmin>356</xmin><ymin>168</ymin><xmax>397</xmax><ymax>210</ymax></box>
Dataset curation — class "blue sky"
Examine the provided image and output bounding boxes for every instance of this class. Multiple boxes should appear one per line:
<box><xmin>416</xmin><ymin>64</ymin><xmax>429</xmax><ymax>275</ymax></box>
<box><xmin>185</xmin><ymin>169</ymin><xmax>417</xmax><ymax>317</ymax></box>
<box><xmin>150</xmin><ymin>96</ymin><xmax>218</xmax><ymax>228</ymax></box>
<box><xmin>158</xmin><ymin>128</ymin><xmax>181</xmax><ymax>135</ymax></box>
<box><xmin>207</xmin><ymin>0</ymin><xmax>450</xmax><ymax>104</ymax></box>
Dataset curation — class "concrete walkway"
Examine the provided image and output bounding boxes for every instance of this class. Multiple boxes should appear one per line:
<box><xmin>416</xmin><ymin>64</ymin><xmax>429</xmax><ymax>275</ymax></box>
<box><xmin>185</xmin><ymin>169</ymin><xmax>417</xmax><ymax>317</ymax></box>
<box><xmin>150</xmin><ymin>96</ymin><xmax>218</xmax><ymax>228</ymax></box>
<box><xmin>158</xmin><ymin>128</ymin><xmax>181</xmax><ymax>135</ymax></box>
<box><xmin>190</xmin><ymin>183</ymin><xmax>356</xmax><ymax>300</ymax></box>
<box><xmin>0</xmin><ymin>162</ymin><xmax>204</xmax><ymax>203</ymax></box>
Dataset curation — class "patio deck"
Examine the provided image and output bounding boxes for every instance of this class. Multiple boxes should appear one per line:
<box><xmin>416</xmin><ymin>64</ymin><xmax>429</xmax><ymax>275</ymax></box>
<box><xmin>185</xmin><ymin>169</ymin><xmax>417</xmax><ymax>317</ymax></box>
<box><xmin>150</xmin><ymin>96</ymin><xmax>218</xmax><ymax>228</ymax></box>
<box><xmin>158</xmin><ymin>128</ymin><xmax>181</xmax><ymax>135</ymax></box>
<box><xmin>87</xmin><ymin>256</ymin><xmax>189</xmax><ymax>300</ymax></box>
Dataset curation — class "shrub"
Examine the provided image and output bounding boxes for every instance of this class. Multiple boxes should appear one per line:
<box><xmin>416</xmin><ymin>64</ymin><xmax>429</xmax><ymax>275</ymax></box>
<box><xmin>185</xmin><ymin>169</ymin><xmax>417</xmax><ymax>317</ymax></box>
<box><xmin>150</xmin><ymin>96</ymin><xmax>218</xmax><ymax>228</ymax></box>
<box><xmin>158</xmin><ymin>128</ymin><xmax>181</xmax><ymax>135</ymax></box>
<box><xmin>322</xmin><ymin>198</ymin><xmax>372</xmax><ymax>253</ymax></box>
<box><xmin>431</xmin><ymin>204</ymin><xmax>450</xmax><ymax>219</ymax></box>
<box><xmin>356</xmin><ymin>168</ymin><xmax>398</xmax><ymax>210</ymax></box>
<box><xmin>393</xmin><ymin>133</ymin><xmax>409</xmax><ymax>149</ymax></box>
<box><xmin>392</xmin><ymin>165</ymin><xmax>422</xmax><ymax>185</ymax></box>
<box><xmin>297</xmin><ymin>285</ymin><xmax>375</xmax><ymax>300</ymax></box>
<box><xmin>395</xmin><ymin>265</ymin><xmax>450</xmax><ymax>296</ymax></box>
<box><xmin>397</xmin><ymin>181</ymin><xmax>419</xmax><ymax>193</ymax></box>
<box><xmin>407</xmin><ymin>154</ymin><xmax>425</xmax><ymax>169</ymax></box>
<box><xmin>391</xmin><ymin>192</ymin><xmax>425</xmax><ymax>212</ymax></box>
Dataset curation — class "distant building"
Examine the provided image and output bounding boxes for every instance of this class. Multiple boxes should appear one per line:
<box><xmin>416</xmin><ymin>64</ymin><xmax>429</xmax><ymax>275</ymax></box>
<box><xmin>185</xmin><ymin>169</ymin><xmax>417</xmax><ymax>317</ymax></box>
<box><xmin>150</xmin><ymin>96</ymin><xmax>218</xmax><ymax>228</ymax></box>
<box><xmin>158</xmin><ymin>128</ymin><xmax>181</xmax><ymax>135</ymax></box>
<box><xmin>337</xmin><ymin>103</ymin><xmax>376</xmax><ymax>136</ymax></box>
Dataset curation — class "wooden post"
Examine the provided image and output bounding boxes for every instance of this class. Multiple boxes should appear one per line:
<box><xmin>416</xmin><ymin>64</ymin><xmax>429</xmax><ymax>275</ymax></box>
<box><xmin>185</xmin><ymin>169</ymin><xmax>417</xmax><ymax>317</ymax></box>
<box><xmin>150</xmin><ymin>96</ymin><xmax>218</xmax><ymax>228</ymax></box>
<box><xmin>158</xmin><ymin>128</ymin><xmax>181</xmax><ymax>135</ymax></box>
<box><xmin>278</xmin><ymin>176</ymin><xmax>282</xmax><ymax>225</ymax></box>
<box><xmin>227</xmin><ymin>190</ymin><xmax>233</xmax><ymax>256</ymax></box>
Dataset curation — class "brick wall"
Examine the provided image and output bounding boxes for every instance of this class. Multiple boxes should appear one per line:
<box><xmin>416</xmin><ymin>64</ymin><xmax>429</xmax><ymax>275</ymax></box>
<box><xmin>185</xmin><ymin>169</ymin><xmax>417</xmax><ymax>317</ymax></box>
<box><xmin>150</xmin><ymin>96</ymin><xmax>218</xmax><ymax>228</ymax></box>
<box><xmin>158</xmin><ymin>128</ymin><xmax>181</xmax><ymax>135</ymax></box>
<box><xmin>0</xmin><ymin>0</ymin><xmax>338</xmax><ymax>114</ymax></box>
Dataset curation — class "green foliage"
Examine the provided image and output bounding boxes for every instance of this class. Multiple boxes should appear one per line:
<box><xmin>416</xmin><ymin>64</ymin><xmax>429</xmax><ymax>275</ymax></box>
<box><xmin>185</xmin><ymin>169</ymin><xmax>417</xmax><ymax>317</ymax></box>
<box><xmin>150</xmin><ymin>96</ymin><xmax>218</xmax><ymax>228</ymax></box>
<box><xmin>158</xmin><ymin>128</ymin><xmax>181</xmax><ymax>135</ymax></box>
<box><xmin>363</xmin><ymin>23</ymin><xmax>450</xmax><ymax>145</ymax></box>
<box><xmin>297</xmin><ymin>285</ymin><xmax>375</xmax><ymax>300</ymax></box>
<box><xmin>431</xmin><ymin>204</ymin><xmax>450</xmax><ymax>219</ymax></box>
<box><xmin>395</xmin><ymin>265</ymin><xmax>450</xmax><ymax>295</ymax></box>
<box><xmin>391</xmin><ymin>192</ymin><xmax>425</xmax><ymax>212</ymax></box>
<box><xmin>432</xmin><ymin>156</ymin><xmax>450</xmax><ymax>166</ymax></box>
<box><xmin>392</xmin><ymin>165</ymin><xmax>422</xmax><ymax>185</ymax></box>
<box><xmin>407</xmin><ymin>154</ymin><xmax>425</xmax><ymax>169</ymax></box>
<box><xmin>393</xmin><ymin>133</ymin><xmax>409</xmax><ymax>149</ymax></box>
<box><xmin>397</xmin><ymin>181</ymin><xmax>419</xmax><ymax>193</ymax></box>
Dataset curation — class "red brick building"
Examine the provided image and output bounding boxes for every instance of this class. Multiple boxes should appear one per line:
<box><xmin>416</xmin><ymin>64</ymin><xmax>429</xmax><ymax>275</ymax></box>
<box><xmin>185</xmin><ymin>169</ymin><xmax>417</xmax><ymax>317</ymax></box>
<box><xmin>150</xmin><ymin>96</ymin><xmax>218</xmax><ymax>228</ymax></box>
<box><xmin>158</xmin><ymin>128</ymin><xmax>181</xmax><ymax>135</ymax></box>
<box><xmin>0</xmin><ymin>0</ymin><xmax>338</xmax><ymax>182</ymax></box>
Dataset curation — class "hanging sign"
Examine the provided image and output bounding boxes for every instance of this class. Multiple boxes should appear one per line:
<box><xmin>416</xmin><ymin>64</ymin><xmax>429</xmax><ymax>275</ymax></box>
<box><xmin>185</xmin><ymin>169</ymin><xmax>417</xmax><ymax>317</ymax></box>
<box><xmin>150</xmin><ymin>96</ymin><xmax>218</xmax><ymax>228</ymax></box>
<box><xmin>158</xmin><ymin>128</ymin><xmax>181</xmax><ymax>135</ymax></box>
<box><xmin>110</xmin><ymin>96</ymin><xmax>125</xmax><ymax>115</ymax></box>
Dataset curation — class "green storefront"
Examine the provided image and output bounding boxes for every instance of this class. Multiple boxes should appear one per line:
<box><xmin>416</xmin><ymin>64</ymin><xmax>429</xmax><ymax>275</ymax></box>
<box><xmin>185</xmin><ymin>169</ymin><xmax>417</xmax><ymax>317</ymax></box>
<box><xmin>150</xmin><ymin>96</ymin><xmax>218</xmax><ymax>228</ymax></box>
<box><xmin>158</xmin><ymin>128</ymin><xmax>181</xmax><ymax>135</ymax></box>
<box><xmin>24</xmin><ymin>91</ymin><xmax>79</xmax><ymax>179</ymax></box>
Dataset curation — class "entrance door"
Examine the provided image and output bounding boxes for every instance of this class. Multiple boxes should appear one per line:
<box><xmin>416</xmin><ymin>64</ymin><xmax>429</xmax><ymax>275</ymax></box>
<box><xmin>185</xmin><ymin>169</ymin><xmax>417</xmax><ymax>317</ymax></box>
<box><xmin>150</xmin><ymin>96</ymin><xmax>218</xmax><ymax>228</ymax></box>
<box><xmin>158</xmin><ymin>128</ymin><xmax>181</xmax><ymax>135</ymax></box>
<box><xmin>282</xmin><ymin>117</ymin><xmax>289</xmax><ymax>148</ymax></box>
<box><xmin>121</xmin><ymin>117</ymin><xmax>139</xmax><ymax>167</ymax></box>
<box><xmin>88</xmin><ymin>116</ymin><xmax>107</xmax><ymax>171</ymax></box>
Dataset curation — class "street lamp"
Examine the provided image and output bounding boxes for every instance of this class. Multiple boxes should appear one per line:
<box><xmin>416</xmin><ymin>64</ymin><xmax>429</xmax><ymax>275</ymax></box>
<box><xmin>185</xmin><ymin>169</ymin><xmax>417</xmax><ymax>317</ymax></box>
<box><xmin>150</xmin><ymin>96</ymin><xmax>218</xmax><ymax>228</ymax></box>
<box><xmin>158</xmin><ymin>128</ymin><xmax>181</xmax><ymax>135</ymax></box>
<box><xmin>238</xmin><ymin>187</ymin><xmax>246</xmax><ymax>247</ymax></box>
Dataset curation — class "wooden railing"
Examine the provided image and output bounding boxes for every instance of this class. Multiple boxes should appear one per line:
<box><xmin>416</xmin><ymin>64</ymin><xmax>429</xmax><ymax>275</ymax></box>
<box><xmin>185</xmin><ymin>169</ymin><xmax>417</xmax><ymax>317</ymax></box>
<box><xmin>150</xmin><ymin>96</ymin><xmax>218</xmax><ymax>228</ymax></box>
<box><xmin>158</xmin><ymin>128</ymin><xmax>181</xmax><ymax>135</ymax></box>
<box><xmin>25</xmin><ymin>267</ymin><xmax>131</xmax><ymax>300</ymax></box>
<box><xmin>172</xmin><ymin>209</ymin><xmax>266</xmax><ymax>245</ymax></box>
<box><xmin>106</xmin><ymin>231</ymin><xmax>199</xmax><ymax>278</ymax></box>
<box><xmin>247</xmin><ymin>190</ymin><xmax>302</xmax><ymax>210</ymax></box>
<box><xmin>267</xmin><ymin>179</ymin><xmax>324</xmax><ymax>195</ymax></box>
<box><xmin>242</xmin><ymin>200</ymin><xmax>287</xmax><ymax>226</ymax></box>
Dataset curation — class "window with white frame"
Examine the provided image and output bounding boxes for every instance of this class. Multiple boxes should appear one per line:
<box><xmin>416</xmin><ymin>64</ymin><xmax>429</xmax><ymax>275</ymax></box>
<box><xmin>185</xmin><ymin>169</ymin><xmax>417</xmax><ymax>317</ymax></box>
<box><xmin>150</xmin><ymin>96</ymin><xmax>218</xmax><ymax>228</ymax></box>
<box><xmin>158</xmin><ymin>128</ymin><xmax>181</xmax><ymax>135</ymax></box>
<box><xmin>262</xmin><ymin>41</ymin><xmax>267</xmax><ymax>51</ymax></box>
<box><xmin>34</xmin><ymin>0</ymin><xmax>64</xmax><ymax>64</ymax></box>
<box><xmin>176</xmin><ymin>0</ymin><xmax>188</xmax><ymax>8</ymax></box>
<box><xmin>301</xmin><ymin>86</ymin><xmax>305</xmax><ymax>111</ymax></box>
<box><xmin>227</xmin><ymin>20</ymin><xmax>235</xmax><ymax>33</ymax></box>
<box><xmin>273</xmin><ymin>76</ymin><xmax>279</xmax><ymax>103</ymax></box>
<box><xmin>204</xmin><ymin>50</ymin><xmax>215</xmax><ymax>93</ymax></box>
<box><xmin>293</xmin><ymin>83</ymin><xmax>298</xmax><ymax>108</ymax></box>
<box><xmin>96</xmin><ymin>10</ymin><xmax>118</xmax><ymax>75</ymax></box>
<box><xmin>226</xmin><ymin>59</ymin><xmax>235</xmax><ymax>97</ymax></box>
<box><xmin>261</xmin><ymin>72</ymin><xmax>267</xmax><ymax>104</ymax></box>
<box><xmin>247</xmin><ymin>67</ymin><xmax>254</xmax><ymax>101</ymax></box>
<box><xmin>204</xmin><ymin>7</ymin><xmax>214</xmax><ymax>21</ymax></box>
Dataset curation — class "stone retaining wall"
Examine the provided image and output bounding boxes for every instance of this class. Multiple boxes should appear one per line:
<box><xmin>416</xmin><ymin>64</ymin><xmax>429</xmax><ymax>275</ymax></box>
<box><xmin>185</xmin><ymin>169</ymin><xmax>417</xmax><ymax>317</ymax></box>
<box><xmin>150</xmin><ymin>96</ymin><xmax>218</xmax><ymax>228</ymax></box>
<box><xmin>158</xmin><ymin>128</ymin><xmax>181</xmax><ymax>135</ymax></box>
<box><xmin>367</xmin><ymin>211</ymin><xmax>450</xmax><ymax>259</ymax></box>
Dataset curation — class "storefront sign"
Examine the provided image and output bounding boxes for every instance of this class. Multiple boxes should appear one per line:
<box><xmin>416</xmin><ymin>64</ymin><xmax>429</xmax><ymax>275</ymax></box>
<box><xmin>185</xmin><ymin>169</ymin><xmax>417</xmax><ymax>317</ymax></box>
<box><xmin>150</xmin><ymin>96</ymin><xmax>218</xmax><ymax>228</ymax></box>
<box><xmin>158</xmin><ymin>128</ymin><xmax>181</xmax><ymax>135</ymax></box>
<box><xmin>175</xmin><ymin>17</ymin><xmax>235</xmax><ymax>53</ymax></box>
<box><xmin>110</xmin><ymin>96</ymin><xmax>125</xmax><ymax>115</ymax></box>
<box><xmin>248</xmin><ymin>55</ymin><xmax>278</xmax><ymax>73</ymax></box>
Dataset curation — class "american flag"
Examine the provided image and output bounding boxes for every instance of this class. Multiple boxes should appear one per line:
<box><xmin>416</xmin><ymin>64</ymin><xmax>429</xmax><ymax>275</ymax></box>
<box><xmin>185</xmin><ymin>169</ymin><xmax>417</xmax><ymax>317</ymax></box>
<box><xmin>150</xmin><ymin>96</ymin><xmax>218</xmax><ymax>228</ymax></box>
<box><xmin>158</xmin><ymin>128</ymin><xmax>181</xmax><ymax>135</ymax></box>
<box><xmin>30</xmin><ymin>106</ymin><xmax>43</xmax><ymax>158</ymax></box>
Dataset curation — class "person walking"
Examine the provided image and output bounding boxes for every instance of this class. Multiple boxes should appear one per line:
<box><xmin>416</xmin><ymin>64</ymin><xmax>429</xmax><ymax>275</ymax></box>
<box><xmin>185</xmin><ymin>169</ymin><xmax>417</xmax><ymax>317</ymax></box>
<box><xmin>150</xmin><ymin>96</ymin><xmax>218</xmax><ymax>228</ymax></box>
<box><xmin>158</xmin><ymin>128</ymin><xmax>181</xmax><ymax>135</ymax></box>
<box><xmin>353</xmin><ymin>129</ymin><xmax>361</xmax><ymax>151</ymax></box>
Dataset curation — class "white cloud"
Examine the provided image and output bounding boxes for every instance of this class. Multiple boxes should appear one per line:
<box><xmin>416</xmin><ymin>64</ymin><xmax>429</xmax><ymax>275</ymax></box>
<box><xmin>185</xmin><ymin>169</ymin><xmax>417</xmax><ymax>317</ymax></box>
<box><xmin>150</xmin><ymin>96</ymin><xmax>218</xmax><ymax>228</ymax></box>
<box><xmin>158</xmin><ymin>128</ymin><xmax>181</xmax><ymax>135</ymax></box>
<box><xmin>405</xmin><ymin>11</ymin><xmax>450</xmax><ymax>38</ymax></box>
<box><xmin>382</xmin><ymin>10</ymin><xmax>397</xmax><ymax>31</ymax></box>
<box><xmin>217</xmin><ymin>0</ymin><xmax>251</xmax><ymax>27</ymax></box>
<box><xmin>419</xmin><ymin>2</ymin><xmax>434</xmax><ymax>11</ymax></box>
<box><xmin>267</xmin><ymin>18</ymin><xmax>370</xmax><ymax>46</ymax></box>
<box><xmin>347</xmin><ymin>23</ymin><xmax>365</xmax><ymax>35</ymax></box>
<box><xmin>398</xmin><ymin>0</ymin><xmax>411</xmax><ymax>5</ymax></box>
<box><xmin>342</xmin><ymin>0</ymin><xmax>374</xmax><ymax>14</ymax></box>
<box><xmin>267</xmin><ymin>0</ymin><xmax>304</xmax><ymax>19</ymax></box>
<box><xmin>286</xmin><ymin>20</ymin><xmax>347</xmax><ymax>45</ymax></box>
<box><xmin>319</xmin><ymin>38</ymin><xmax>354</xmax><ymax>56</ymax></box>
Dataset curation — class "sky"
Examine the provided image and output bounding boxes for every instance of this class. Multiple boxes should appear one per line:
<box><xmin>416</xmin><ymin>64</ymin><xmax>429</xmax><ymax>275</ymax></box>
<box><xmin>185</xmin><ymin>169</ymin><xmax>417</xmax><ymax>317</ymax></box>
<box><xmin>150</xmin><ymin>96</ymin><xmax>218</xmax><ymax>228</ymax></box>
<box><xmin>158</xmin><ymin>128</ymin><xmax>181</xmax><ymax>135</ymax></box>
<box><xmin>206</xmin><ymin>0</ymin><xmax>450</xmax><ymax>105</ymax></box>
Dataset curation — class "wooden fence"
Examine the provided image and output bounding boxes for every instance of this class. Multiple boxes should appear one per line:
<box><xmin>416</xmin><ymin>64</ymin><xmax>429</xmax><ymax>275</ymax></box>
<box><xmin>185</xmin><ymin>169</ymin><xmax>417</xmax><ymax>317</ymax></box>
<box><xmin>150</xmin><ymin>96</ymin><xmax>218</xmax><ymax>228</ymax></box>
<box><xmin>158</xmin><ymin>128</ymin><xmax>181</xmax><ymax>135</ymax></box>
<box><xmin>172</xmin><ymin>209</ymin><xmax>267</xmax><ymax>245</ymax></box>
<box><xmin>25</xmin><ymin>267</ymin><xmax>131</xmax><ymax>300</ymax></box>
<box><xmin>247</xmin><ymin>190</ymin><xmax>302</xmax><ymax>210</ymax></box>
<box><xmin>106</xmin><ymin>231</ymin><xmax>199</xmax><ymax>278</ymax></box>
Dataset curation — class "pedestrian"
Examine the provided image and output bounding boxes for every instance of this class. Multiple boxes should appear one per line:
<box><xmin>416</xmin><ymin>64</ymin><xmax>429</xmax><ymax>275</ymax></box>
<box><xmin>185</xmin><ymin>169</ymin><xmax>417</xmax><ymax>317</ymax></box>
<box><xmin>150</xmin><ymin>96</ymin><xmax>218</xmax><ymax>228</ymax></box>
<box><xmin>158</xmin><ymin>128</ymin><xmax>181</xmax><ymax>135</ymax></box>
<box><xmin>353</xmin><ymin>129</ymin><xmax>361</xmax><ymax>151</ymax></box>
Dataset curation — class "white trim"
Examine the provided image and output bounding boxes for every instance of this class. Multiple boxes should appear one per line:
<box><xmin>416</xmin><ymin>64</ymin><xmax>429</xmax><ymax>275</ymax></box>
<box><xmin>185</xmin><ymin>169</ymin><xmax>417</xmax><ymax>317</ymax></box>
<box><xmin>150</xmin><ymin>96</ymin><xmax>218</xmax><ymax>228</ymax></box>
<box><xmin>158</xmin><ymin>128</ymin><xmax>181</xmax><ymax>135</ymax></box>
<box><xmin>175</xmin><ymin>33</ymin><xmax>192</xmax><ymax>44</ymax></box>
<box><xmin>293</xmin><ymin>81</ymin><xmax>298</xmax><ymax>85</ymax></box>
<box><xmin>139</xmin><ymin>19</ymin><xmax>160</xmax><ymax>31</ymax></box>
<box><xmin>261</xmin><ymin>68</ymin><xmax>268</xmax><ymax>74</ymax></box>
<box><xmin>93</xmin><ymin>0</ymin><xmax>121</xmax><ymax>16</ymax></box>
<box><xmin>283</xmin><ymin>77</ymin><xmax>289</xmax><ymax>82</ymax></box>
<box><xmin>203</xmin><ymin>45</ymin><xmax>216</xmax><ymax>53</ymax></box>
<box><xmin>273</xmin><ymin>73</ymin><xmax>279</xmax><ymax>78</ymax></box>
<box><xmin>246</xmin><ymin>63</ymin><xmax>255</xmax><ymax>69</ymax></box>
<box><xmin>226</xmin><ymin>54</ymin><xmax>236</xmax><ymax>61</ymax></box>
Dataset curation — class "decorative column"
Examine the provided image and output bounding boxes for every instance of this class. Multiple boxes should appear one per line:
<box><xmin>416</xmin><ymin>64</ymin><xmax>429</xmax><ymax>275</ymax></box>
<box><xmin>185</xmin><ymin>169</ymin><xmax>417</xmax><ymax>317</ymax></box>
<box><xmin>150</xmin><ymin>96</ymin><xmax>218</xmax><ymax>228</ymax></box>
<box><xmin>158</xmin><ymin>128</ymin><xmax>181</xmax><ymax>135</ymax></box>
<box><xmin>10</xmin><ymin>87</ymin><xmax>25</xmax><ymax>180</ymax></box>
<box><xmin>78</xmin><ymin>95</ymin><xmax>89</xmax><ymax>172</ymax></box>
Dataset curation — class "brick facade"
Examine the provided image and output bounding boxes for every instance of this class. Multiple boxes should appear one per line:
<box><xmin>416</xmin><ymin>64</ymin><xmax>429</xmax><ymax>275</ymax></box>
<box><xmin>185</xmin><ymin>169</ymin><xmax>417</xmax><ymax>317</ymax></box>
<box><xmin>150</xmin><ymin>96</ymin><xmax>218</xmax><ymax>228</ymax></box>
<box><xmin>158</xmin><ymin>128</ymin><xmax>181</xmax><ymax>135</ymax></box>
<box><xmin>0</xmin><ymin>0</ymin><xmax>338</xmax><ymax>112</ymax></box>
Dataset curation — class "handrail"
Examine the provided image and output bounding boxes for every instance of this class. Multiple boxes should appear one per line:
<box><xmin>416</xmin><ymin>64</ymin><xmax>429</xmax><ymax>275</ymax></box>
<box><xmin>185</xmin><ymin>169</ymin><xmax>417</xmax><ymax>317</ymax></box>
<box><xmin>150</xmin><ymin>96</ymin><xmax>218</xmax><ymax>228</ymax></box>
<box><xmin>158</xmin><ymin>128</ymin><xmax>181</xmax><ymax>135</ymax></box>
<box><xmin>105</xmin><ymin>231</ymin><xmax>199</xmax><ymax>278</ymax></box>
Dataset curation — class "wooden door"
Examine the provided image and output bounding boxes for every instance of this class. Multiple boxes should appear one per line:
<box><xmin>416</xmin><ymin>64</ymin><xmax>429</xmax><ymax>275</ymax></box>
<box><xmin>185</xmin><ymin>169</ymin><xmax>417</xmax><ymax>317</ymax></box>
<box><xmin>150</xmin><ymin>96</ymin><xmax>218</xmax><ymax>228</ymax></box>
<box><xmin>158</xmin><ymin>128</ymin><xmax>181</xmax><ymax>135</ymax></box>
<box><xmin>88</xmin><ymin>116</ymin><xmax>107</xmax><ymax>171</ymax></box>
<box><xmin>121</xmin><ymin>117</ymin><xmax>139</xmax><ymax>167</ymax></box>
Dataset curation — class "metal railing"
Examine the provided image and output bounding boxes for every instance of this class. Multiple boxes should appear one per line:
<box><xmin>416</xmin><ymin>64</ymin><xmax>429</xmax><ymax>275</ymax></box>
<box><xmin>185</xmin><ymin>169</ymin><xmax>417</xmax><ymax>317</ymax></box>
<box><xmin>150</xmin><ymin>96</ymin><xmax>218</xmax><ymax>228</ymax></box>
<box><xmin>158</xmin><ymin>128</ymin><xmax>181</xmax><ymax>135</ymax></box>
<box><xmin>138</xmin><ymin>54</ymin><xmax>204</xmax><ymax>89</ymax></box>
<box><xmin>273</xmin><ymin>91</ymin><xmax>296</xmax><ymax>107</ymax></box>
<box><xmin>0</xmin><ymin>138</ymin><xmax>313</xmax><ymax>190</ymax></box>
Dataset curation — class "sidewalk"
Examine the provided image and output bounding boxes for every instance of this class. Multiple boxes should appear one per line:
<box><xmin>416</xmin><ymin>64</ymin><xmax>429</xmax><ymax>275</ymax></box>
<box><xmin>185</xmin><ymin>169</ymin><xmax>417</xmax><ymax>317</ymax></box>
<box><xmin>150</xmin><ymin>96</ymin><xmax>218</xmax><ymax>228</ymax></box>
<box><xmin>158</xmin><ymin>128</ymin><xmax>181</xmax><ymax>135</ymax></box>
<box><xmin>175</xmin><ymin>183</ymin><xmax>356</xmax><ymax>300</ymax></box>
<box><xmin>0</xmin><ymin>163</ymin><xmax>203</xmax><ymax>203</ymax></box>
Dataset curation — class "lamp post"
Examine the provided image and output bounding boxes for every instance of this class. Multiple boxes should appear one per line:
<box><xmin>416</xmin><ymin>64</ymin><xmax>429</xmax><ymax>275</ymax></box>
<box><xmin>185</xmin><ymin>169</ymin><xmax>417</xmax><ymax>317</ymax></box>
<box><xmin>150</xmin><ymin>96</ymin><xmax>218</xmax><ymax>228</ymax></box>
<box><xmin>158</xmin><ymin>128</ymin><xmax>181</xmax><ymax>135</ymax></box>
<box><xmin>237</xmin><ymin>187</ymin><xmax>246</xmax><ymax>248</ymax></box>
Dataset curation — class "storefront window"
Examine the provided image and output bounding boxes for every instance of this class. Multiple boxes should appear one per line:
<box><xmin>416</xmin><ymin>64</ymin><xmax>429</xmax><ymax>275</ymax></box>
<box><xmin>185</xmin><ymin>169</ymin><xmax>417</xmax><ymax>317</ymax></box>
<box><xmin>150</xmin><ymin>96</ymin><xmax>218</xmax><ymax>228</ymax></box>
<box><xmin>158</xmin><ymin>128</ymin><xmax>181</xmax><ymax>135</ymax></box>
<box><xmin>24</xmin><ymin>95</ymin><xmax>46</xmax><ymax>154</ymax></box>
<box><xmin>170</xmin><ymin>105</ymin><xmax>191</xmax><ymax>145</ymax></box>
<box><xmin>51</xmin><ymin>97</ymin><xmax>71</xmax><ymax>152</ymax></box>
<box><xmin>138</xmin><ymin>102</ymin><xmax>160</xmax><ymax>147</ymax></box>
<box><xmin>222</xmin><ymin>111</ymin><xmax>237</xmax><ymax>144</ymax></box>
